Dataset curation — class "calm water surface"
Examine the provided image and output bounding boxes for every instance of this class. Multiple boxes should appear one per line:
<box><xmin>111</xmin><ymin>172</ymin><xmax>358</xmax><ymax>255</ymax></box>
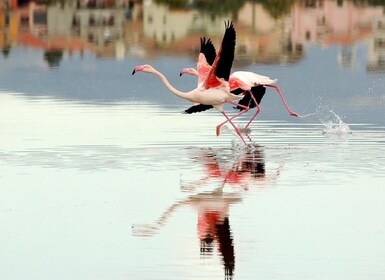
<box><xmin>1</xmin><ymin>1</ymin><xmax>385</xmax><ymax>279</ymax></box>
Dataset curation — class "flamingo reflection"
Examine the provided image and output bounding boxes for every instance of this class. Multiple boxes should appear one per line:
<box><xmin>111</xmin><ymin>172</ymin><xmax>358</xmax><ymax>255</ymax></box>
<box><xmin>198</xmin><ymin>203</ymin><xmax>236</xmax><ymax>279</ymax></box>
<box><xmin>132</xmin><ymin>145</ymin><xmax>282</xmax><ymax>279</ymax></box>
<box><xmin>181</xmin><ymin>145</ymin><xmax>278</xmax><ymax>192</ymax></box>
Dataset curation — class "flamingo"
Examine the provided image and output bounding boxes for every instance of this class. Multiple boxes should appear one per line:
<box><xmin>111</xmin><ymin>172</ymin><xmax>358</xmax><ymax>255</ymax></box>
<box><xmin>180</xmin><ymin>39</ymin><xmax>299</xmax><ymax>134</ymax></box>
<box><xmin>132</xmin><ymin>21</ymin><xmax>249</xmax><ymax>144</ymax></box>
<box><xmin>181</xmin><ymin>37</ymin><xmax>267</xmax><ymax>136</ymax></box>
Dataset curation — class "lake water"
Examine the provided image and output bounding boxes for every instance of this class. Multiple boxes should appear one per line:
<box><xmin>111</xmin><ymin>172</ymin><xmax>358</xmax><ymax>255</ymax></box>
<box><xmin>1</xmin><ymin>1</ymin><xmax>385</xmax><ymax>279</ymax></box>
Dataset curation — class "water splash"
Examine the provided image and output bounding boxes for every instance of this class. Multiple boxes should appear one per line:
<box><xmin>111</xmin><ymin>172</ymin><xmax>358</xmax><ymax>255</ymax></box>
<box><xmin>299</xmin><ymin>112</ymin><xmax>318</xmax><ymax>118</ymax></box>
<box><xmin>320</xmin><ymin>110</ymin><xmax>352</xmax><ymax>135</ymax></box>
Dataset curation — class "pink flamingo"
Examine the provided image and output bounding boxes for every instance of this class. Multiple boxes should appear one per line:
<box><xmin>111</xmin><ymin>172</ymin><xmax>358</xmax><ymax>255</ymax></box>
<box><xmin>181</xmin><ymin>37</ymin><xmax>267</xmax><ymax>136</ymax></box>
<box><xmin>180</xmin><ymin>38</ymin><xmax>299</xmax><ymax>135</ymax></box>
<box><xmin>132</xmin><ymin>21</ymin><xmax>249</xmax><ymax>144</ymax></box>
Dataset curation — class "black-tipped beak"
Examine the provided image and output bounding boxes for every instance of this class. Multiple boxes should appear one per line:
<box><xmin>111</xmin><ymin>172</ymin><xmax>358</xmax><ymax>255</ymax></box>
<box><xmin>132</xmin><ymin>69</ymin><xmax>136</xmax><ymax>75</ymax></box>
<box><xmin>179</xmin><ymin>72</ymin><xmax>182</xmax><ymax>77</ymax></box>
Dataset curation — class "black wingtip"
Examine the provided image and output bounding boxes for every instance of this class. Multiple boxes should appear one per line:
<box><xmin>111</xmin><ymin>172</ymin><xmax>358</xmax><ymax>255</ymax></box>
<box><xmin>214</xmin><ymin>20</ymin><xmax>236</xmax><ymax>81</ymax></box>
<box><xmin>200</xmin><ymin>36</ymin><xmax>205</xmax><ymax>53</ymax></box>
<box><xmin>224</xmin><ymin>20</ymin><xmax>233</xmax><ymax>29</ymax></box>
<box><xmin>199</xmin><ymin>36</ymin><xmax>216</xmax><ymax>66</ymax></box>
<box><xmin>184</xmin><ymin>104</ymin><xmax>214</xmax><ymax>114</ymax></box>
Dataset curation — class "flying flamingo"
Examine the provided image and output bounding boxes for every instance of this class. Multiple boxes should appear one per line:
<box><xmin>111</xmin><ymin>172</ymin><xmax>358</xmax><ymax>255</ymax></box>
<box><xmin>132</xmin><ymin>21</ymin><xmax>249</xmax><ymax>144</ymax></box>
<box><xmin>180</xmin><ymin>39</ymin><xmax>299</xmax><ymax>134</ymax></box>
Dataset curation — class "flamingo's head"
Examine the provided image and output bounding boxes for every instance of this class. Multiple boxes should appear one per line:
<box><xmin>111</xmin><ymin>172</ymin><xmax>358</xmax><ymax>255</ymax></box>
<box><xmin>179</xmin><ymin>67</ymin><xmax>198</xmax><ymax>77</ymax></box>
<box><xmin>132</xmin><ymin>64</ymin><xmax>154</xmax><ymax>75</ymax></box>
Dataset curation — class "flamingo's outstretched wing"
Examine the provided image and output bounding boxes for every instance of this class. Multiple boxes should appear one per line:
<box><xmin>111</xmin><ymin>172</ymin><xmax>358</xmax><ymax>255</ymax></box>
<box><xmin>183</xmin><ymin>38</ymin><xmax>217</xmax><ymax>114</ymax></box>
<box><xmin>200</xmin><ymin>37</ymin><xmax>216</xmax><ymax>66</ymax></box>
<box><xmin>197</xmin><ymin>37</ymin><xmax>216</xmax><ymax>85</ymax></box>
<box><xmin>184</xmin><ymin>22</ymin><xmax>235</xmax><ymax>114</ymax></box>
<box><xmin>204</xmin><ymin>21</ymin><xmax>236</xmax><ymax>89</ymax></box>
<box><xmin>184</xmin><ymin>104</ymin><xmax>214</xmax><ymax>114</ymax></box>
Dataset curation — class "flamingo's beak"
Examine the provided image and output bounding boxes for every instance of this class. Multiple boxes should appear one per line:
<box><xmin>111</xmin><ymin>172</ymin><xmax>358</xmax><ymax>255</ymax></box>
<box><xmin>179</xmin><ymin>68</ymin><xmax>187</xmax><ymax>77</ymax></box>
<box><xmin>132</xmin><ymin>65</ymin><xmax>145</xmax><ymax>75</ymax></box>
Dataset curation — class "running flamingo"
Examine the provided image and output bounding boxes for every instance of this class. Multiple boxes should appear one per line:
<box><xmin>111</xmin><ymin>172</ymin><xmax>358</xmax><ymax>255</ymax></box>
<box><xmin>181</xmin><ymin>37</ymin><xmax>267</xmax><ymax>136</ymax></box>
<box><xmin>180</xmin><ymin>38</ymin><xmax>299</xmax><ymax>134</ymax></box>
<box><xmin>132</xmin><ymin>21</ymin><xmax>249</xmax><ymax>144</ymax></box>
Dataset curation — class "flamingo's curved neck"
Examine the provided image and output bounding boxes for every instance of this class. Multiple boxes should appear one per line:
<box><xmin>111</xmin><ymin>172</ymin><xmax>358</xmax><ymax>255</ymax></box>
<box><xmin>152</xmin><ymin>69</ymin><xmax>193</xmax><ymax>101</ymax></box>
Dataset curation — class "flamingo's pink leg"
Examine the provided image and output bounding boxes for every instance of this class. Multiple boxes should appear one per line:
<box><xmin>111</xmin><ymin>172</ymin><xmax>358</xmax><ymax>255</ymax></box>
<box><xmin>265</xmin><ymin>84</ymin><xmax>299</xmax><ymax>117</ymax></box>
<box><xmin>245</xmin><ymin>133</ymin><xmax>253</xmax><ymax>142</ymax></box>
<box><xmin>216</xmin><ymin>108</ymin><xmax>249</xmax><ymax>136</ymax></box>
<box><xmin>244</xmin><ymin>91</ymin><xmax>261</xmax><ymax>129</ymax></box>
<box><xmin>216</xmin><ymin>100</ymin><xmax>250</xmax><ymax>136</ymax></box>
<box><xmin>220</xmin><ymin>111</ymin><xmax>247</xmax><ymax>145</ymax></box>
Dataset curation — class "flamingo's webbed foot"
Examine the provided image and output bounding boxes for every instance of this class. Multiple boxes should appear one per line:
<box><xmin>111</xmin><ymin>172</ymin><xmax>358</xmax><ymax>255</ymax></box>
<box><xmin>290</xmin><ymin>111</ymin><xmax>299</xmax><ymax>117</ymax></box>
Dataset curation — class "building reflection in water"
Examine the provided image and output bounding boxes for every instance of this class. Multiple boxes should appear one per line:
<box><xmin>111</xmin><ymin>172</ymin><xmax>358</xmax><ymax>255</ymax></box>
<box><xmin>368</xmin><ymin>16</ymin><xmax>385</xmax><ymax>72</ymax></box>
<box><xmin>133</xmin><ymin>145</ymin><xmax>283</xmax><ymax>279</ymax></box>
<box><xmin>1</xmin><ymin>0</ymin><xmax>384</xmax><ymax>69</ymax></box>
<box><xmin>291</xmin><ymin>0</ymin><xmax>385</xmax><ymax>71</ymax></box>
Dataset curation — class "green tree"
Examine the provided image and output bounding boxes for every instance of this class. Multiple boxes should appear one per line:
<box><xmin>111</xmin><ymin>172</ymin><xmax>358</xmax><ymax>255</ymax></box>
<box><xmin>352</xmin><ymin>0</ymin><xmax>385</xmax><ymax>6</ymax></box>
<box><xmin>155</xmin><ymin>0</ymin><xmax>190</xmax><ymax>9</ymax></box>
<box><xmin>155</xmin><ymin>0</ymin><xmax>246</xmax><ymax>16</ymax></box>
<box><xmin>193</xmin><ymin>0</ymin><xmax>246</xmax><ymax>16</ymax></box>
<box><xmin>251</xmin><ymin>0</ymin><xmax>296</xmax><ymax>19</ymax></box>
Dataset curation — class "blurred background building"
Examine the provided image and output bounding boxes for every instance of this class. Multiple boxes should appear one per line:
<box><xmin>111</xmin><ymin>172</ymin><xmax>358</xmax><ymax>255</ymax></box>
<box><xmin>1</xmin><ymin>0</ymin><xmax>384</xmax><ymax>70</ymax></box>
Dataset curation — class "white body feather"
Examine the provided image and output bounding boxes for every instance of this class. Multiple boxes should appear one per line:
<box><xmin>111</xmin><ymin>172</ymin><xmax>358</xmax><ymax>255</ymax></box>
<box><xmin>231</xmin><ymin>71</ymin><xmax>277</xmax><ymax>86</ymax></box>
